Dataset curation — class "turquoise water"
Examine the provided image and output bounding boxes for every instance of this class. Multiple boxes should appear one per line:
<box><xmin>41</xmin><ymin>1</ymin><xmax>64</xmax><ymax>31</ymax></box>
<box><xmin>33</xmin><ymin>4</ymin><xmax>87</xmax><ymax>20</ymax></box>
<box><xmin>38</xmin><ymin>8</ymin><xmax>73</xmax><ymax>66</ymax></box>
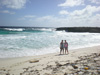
<box><xmin>0</xmin><ymin>27</ymin><xmax>100</xmax><ymax>58</ymax></box>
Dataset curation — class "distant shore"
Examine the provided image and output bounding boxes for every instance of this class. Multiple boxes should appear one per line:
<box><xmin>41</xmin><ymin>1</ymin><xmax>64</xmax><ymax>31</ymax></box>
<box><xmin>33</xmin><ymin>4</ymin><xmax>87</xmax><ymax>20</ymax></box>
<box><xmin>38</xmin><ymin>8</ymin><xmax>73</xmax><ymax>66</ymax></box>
<box><xmin>56</xmin><ymin>27</ymin><xmax>100</xmax><ymax>33</ymax></box>
<box><xmin>1</xmin><ymin>26</ymin><xmax>100</xmax><ymax>33</ymax></box>
<box><xmin>0</xmin><ymin>45</ymin><xmax>100</xmax><ymax>75</ymax></box>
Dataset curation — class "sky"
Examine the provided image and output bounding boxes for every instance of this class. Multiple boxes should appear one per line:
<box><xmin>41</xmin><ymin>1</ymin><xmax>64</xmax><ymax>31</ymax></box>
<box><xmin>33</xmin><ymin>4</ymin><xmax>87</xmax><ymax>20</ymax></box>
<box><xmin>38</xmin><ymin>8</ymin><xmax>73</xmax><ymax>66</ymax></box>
<box><xmin>0</xmin><ymin>0</ymin><xmax>100</xmax><ymax>27</ymax></box>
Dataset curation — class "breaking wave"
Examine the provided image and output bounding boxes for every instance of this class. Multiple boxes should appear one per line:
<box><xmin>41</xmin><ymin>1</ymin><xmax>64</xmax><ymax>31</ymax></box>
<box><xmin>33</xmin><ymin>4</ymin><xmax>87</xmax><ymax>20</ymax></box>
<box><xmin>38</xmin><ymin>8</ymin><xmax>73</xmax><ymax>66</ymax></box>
<box><xmin>4</xmin><ymin>28</ymin><xmax>24</xmax><ymax>31</ymax></box>
<box><xmin>3</xmin><ymin>28</ymin><xmax>55</xmax><ymax>32</ymax></box>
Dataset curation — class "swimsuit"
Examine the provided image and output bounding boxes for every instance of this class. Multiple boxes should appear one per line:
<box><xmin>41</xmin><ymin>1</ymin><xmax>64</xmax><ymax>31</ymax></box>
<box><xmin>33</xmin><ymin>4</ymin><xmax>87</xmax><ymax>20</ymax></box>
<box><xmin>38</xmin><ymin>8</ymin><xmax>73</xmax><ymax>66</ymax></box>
<box><xmin>61</xmin><ymin>43</ymin><xmax>64</xmax><ymax>49</ymax></box>
<box><xmin>64</xmin><ymin>43</ymin><xmax>68</xmax><ymax>48</ymax></box>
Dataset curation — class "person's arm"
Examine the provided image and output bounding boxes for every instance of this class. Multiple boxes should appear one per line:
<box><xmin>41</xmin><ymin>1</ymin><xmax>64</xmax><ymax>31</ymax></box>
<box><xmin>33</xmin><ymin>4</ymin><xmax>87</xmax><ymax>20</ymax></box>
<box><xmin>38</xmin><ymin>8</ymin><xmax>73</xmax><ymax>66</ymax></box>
<box><xmin>60</xmin><ymin>43</ymin><xmax>61</xmax><ymax>49</ymax></box>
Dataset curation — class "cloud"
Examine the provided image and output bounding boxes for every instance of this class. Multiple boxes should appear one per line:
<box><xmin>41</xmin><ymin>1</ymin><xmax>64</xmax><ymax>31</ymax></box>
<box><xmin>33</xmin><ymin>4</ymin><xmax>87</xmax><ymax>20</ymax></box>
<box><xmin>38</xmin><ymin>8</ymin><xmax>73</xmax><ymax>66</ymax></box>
<box><xmin>36</xmin><ymin>16</ymin><xmax>54</xmax><ymax>21</ymax></box>
<box><xmin>59</xmin><ymin>10</ymin><xmax>69</xmax><ymax>15</ymax></box>
<box><xmin>33</xmin><ymin>5</ymin><xmax>100</xmax><ymax>27</ymax></box>
<box><xmin>58</xmin><ymin>0</ymin><xmax>84</xmax><ymax>7</ymax></box>
<box><xmin>24</xmin><ymin>15</ymin><xmax>35</xmax><ymax>18</ymax></box>
<box><xmin>59</xmin><ymin>5</ymin><xmax>100</xmax><ymax>16</ymax></box>
<box><xmin>35</xmin><ymin>16</ymin><xmax>68</xmax><ymax>27</ymax></box>
<box><xmin>18</xmin><ymin>15</ymin><xmax>35</xmax><ymax>20</ymax></box>
<box><xmin>0</xmin><ymin>0</ymin><xmax>28</xmax><ymax>9</ymax></box>
<box><xmin>18</xmin><ymin>13</ymin><xmax>100</xmax><ymax>27</ymax></box>
<box><xmin>0</xmin><ymin>10</ymin><xmax>15</xmax><ymax>14</ymax></box>
<box><xmin>89</xmin><ymin>0</ymin><xmax>100</xmax><ymax>4</ymax></box>
<box><xmin>89</xmin><ymin>14</ymin><xmax>100</xmax><ymax>25</ymax></box>
<box><xmin>71</xmin><ymin>5</ymin><xmax>100</xmax><ymax>16</ymax></box>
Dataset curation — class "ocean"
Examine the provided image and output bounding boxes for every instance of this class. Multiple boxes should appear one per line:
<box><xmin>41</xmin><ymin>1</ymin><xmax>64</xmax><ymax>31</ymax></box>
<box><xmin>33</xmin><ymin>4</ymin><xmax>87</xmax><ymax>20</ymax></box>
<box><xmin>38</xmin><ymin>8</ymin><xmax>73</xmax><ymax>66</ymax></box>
<box><xmin>0</xmin><ymin>27</ymin><xmax>100</xmax><ymax>58</ymax></box>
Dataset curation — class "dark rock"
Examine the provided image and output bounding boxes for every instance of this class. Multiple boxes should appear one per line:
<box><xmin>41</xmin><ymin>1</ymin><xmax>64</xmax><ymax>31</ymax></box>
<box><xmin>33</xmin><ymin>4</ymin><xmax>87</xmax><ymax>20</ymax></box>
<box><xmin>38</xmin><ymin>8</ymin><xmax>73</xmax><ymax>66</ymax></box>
<box><xmin>55</xmin><ymin>62</ymin><xmax>62</xmax><ymax>67</ymax></box>
<box><xmin>6</xmin><ymin>73</ymin><xmax>10</xmax><ymax>75</ymax></box>
<box><xmin>64</xmin><ymin>72</ymin><xmax>67</xmax><ymax>75</ymax></box>
<box><xmin>29</xmin><ymin>60</ymin><xmax>39</xmax><ymax>63</ymax></box>
<box><xmin>20</xmin><ymin>73</ymin><xmax>22</xmax><ymax>75</ymax></box>
<box><xmin>71</xmin><ymin>63</ymin><xmax>78</xmax><ymax>69</ymax></box>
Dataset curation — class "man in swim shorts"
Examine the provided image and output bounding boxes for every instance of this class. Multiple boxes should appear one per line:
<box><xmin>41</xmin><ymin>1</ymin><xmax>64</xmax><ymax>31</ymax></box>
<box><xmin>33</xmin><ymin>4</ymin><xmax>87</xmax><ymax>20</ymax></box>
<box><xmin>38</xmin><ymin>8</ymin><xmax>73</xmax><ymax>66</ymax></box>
<box><xmin>60</xmin><ymin>40</ymin><xmax>64</xmax><ymax>54</ymax></box>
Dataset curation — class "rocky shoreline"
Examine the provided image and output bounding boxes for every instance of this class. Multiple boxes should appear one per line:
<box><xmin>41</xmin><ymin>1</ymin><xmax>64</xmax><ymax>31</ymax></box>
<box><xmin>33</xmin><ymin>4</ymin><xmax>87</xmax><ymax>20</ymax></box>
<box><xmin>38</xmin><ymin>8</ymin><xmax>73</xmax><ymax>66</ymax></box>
<box><xmin>22</xmin><ymin>53</ymin><xmax>100</xmax><ymax>75</ymax></box>
<box><xmin>56</xmin><ymin>27</ymin><xmax>100</xmax><ymax>33</ymax></box>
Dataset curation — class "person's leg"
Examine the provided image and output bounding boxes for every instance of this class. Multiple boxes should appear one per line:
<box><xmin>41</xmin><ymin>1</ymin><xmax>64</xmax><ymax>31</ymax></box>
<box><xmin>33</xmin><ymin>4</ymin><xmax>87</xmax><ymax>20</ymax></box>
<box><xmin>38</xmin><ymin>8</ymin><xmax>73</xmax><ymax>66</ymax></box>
<box><xmin>67</xmin><ymin>47</ymin><xmax>69</xmax><ymax>54</ymax></box>
<box><xmin>65</xmin><ymin>48</ymin><xmax>67</xmax><ymax>54</ymax></box>
<box><xmin>60</xmin><ymin>49</ymin><xmax>62</xmax><ymax>54</ymax></box>
<box><xmin>63</xmin><ymin>49</ymin><xmax>64</xmax><ymax>54</ymax></box>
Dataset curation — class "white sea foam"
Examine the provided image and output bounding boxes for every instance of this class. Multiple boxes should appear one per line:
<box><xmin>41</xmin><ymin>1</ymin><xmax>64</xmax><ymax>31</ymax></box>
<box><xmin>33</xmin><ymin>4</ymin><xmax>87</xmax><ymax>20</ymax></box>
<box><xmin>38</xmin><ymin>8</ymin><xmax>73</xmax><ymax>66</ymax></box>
<box><xmin>32</xmin><ymin>28</ymin><xmax>55</xmax><ymax>31</ymax></box>
<box><xmin>0</xmin><ymin>30</ymin><xmax>100</xmax><ymax>58</ymax></box>
<box><xmin>4</xmin><ymin>28</ymin><xmax>24</xmax><ymax>31</ymax></box>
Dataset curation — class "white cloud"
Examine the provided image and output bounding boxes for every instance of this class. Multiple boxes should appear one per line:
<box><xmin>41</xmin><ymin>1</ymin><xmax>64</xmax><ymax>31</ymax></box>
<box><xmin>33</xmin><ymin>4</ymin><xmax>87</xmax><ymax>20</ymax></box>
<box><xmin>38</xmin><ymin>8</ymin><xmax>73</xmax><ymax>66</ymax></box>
<box><xmin>33</xmin><ymin>5</ymin><xmax>100</xmax><ymax>27</ymax></box>
<box><xmin>59</xmin><ymin>10</ymin><xmax>69</xmax><ymax>15</ymax></box>
<box><xmin>36</xmin><ymin>16</ymin><xmax>54</xmax><ymax>21</ymax></box>
<box><xmin>58</xmin><ymin>0</ymin><xmax>84</xmax><ymax>7</ymax></box>
<box><xmin>0</xmin><ymin>0</ymin><xmax>28</xmax><ymax>9</ymax></box>
<box><xmin>24</xmin><ymin>15</ymin><xmax>35</xmax><ymax>18</ymax></box>
<box><xmin>71</xmin><ymin>5</ymin><xmax>100</xmax><ymax>16</ymax></box>
<box><xmin>18</xmin><ymin>13</ymin><xmax>100</xmax><ymax>27</ymax></box>
<box><xmin>18</xmin><ymin>15</ymin><xmax>35</xmax><ymax>20</ymax></box>
<box><xmin>70</xmin><ymin>6</ymin><xmax>100</xmax><ymax>27</ymax></box>
<box><xmin>0</xmin><ymin>10</ymin><xmax>15</xmax><ymax>14</ymax></box>
<box><xmin>90</xmin><ymin>0</ymin><xmax>100</xmax><ymax>4</ymax></box>
<box><xmin>89</xmin><ymin>14</ymin><xmax>100</xmax><ymax>25</ymax></box>
<box><xmin>32</xmin><ymin>16</ymin><xmax>67</xmax><ymax>27</ymax></box>
<box><xmin>59</xmin><ymin>5</ymin><xmax>100</xmax><ymax>16</ymax></box>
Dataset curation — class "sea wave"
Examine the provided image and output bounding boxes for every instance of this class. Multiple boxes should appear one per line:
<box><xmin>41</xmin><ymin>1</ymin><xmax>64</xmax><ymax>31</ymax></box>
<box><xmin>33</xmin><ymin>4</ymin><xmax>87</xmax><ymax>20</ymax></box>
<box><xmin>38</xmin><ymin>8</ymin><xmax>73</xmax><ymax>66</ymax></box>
<box><xmin>31</xmin><ymin>28</ymin><xmax>55</xmax><ymax>31</ymax></box>
<box><xmin>4</xmin><ymin>28</ymin><xmax>24</xmax><ymax>31</ymax></box>
<box><xmin>3</xmin><ymin>28</ymin><xmax>56</xmax><ymax>32</ymax></box>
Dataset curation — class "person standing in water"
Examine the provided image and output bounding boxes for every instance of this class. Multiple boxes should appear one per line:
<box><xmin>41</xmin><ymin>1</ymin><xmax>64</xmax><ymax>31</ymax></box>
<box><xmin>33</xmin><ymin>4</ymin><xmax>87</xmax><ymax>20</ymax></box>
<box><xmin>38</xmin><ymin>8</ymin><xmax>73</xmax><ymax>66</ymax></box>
<box><xmin>60</xmin><ymin>40</ymin><xmax>64</xmax><ymax>54</ymax></box>
<box><xmin>64</xmin><ymin>40</ymin><xmax>69</xmax><ymax>54</ymax></box>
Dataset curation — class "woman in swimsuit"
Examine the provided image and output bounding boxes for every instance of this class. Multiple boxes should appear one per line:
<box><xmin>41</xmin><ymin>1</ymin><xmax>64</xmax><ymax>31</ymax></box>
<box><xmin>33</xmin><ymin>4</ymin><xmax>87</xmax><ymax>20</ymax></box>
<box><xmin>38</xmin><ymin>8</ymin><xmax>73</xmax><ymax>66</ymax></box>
<box><xmin>64</xmin><ymin>40</ymin><xmax>69</xmax><ymax>54</ymax></box>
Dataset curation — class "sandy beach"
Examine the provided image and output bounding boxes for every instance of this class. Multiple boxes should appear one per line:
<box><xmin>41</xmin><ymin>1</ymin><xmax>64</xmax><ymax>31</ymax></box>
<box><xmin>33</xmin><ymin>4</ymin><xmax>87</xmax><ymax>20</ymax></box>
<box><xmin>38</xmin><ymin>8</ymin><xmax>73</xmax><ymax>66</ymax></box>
<box><xmin>0</xmin><ymin>45</ymin><xmax>100</xmax><ymax>75</ymax></box>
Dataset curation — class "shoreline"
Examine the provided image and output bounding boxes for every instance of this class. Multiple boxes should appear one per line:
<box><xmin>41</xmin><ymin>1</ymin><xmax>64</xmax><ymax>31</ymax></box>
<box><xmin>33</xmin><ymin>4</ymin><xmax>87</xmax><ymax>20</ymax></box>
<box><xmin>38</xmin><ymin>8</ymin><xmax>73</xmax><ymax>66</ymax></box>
<box><xmin>0</xmin><ymin>45</ymin><xmax>100</xmax><ymax>75</ymax></box>
<box><xmin>1</xmin><ymin>44</ymin><xmax>100</xmax><ymax>59</ymax></box>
